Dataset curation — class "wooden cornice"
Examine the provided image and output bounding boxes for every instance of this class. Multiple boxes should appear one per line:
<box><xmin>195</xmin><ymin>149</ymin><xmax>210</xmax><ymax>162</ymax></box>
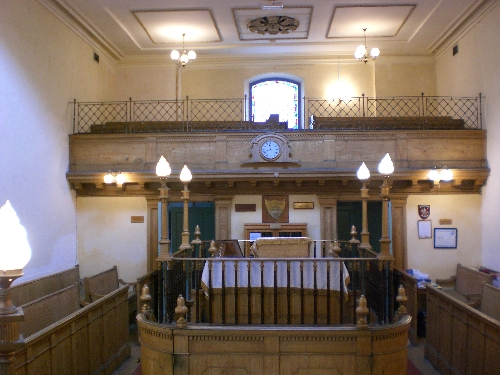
<box><xmin>67</xmin><ymin>129</ymin><xmax>489</xmax><ymax>198</ymax></box>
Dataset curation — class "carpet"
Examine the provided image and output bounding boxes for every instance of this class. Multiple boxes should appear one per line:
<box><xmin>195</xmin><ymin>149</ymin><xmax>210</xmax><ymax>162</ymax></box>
<box><xmin>407</xmin><ymin>359</ymin><xmax>423</xmax><ymax>375</ymax></box>
<box><xmin>132</xmin><ymin>364</ymin><xmax>141</xmax><ymax>375</ymax></box>
<box><xmin>131</xmin><ymin>361</ymin><xmax>422</xmax><ymax>375</ymax></box>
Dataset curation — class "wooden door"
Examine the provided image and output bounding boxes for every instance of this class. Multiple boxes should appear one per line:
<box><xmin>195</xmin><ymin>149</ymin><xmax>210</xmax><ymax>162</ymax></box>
<box><xmin>170</xmin><ymin>202</ymin><xmax>215</xmax><ymax>253</ymax></box>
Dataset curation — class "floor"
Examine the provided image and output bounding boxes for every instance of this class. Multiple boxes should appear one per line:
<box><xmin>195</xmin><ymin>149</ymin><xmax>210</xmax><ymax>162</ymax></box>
<box><xmin>112</xmin><ymin>325</ymin><xmax>441</xmax><ymax>375</ymax></box>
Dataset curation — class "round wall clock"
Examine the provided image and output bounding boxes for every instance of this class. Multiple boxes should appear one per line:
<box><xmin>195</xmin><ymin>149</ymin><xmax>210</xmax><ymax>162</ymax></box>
<box><xmin>260</xmin><ymin>140</ymin><xmax>281</xmax><ymax>161</ymax></box>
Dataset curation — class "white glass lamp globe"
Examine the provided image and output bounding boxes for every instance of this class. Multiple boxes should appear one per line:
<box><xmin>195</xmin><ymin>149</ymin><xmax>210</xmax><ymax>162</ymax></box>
<box><xmin>103</xmin><ymin>172</ymin><xmax>114</xmax><ymax>184</ymax></box>
<box><xmin>370</xmin><ymin>47</ymin><xmax>380</xmax><ymax>58</ymax></box>
<box><xmin>357</xmin><ymin>162</ymin><xmax>370</xmax><ymax>180</ymax></box>
<box><xmin>156</xmin><ymin>156</ymin><xmax>171</xmax><ymax>177</ymax></box>
<box><xmin>440</xmin><ymin>168</ymin><xmax>453</xmax><ymax>181</ymax></box>
<box><xmin>180</xmin><ymin>165</ymin><xmax>192</xmax><ymax>182</ymax></box>
<box><xmin>428</xmin><ymin>168</ymin><xmax>439</xmax><ymax>181</ymax></box>
<box><xmin>0</xmin><ymin>200</ymin><xmax>31</xmax><ymax>271</ymax></box>
<box><xmin>355</xmin><ymin>45</ymin><xmax>366</xmax><ymax>59</ymax></box>
<box><xmin>378</xmin><ymin>153</ymin><xmax>394</xmax><ymax>175</ymax></box>
<box><xmin>170</xmin><ymin>50</ymin><xmax>180</xmax><ymax>60</ymax></box>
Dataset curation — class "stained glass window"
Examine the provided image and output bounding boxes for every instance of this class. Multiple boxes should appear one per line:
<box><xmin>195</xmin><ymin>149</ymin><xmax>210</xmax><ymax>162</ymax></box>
<box><xmin>250</xmin><ymin>79</ymin><xmax>300</xmax><ymax>129</ymax></box>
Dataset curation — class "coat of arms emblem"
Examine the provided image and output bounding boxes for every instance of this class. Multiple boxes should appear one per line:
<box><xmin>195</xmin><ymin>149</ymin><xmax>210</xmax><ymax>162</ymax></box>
<box><xmin>264</xmin><ymin>199</ymin><xmax>286</xmax><ymax>221</ymax></box>
<box><xmin>418</xmin><ymin>205</ymin><xmax>430</xmax><ymax>219</ymax></box>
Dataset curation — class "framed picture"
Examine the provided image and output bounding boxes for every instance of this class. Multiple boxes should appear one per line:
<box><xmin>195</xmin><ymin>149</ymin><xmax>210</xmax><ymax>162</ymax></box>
<box><xmin>418</xmin><ymin>220</ymin><xmax>432</xmax><ymax>239</ymax></box>
<box><xmin>434</xmin><ymin>228</ymin><xmax>458</xmax><ymax>249</ymax></box>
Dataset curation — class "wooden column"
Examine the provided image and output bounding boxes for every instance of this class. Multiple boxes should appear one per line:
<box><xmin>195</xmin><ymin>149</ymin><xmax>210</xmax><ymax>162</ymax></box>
<box><xmin>214</xmin><ymin>196</ymin><xmax>233</xmax><ymax>240</ymax></box>
<box><xmin>318</xmin><ymin>195</ymin><xmax>338</xmax><ymax>241</ymax></box>
<box><xmin>391</xmin><ymin>196</ymin><xmax>408</xmax><ymax>271</ymax></box>
<box><xmin>147</xmin><ymin>198</ymin><xmax>159</xmax><ymax>272</ymax></box>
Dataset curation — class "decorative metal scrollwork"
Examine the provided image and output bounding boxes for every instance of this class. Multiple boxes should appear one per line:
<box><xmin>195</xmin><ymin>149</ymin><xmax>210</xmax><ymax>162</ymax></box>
<box><xmin>248</xmin><ymin>16</ymin><xmax>299</xmax><ymax>35</ymax></box>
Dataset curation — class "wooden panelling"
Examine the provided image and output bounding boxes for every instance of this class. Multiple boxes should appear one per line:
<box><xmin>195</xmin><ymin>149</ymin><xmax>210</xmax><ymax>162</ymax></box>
<box><xmin>425</xmin><ymin>286</ymin><xmax>500</xmax><ymax>375</ymax></box>
<box><xmin>14</xmin><ymin>286</ymin><xmax>130</xmax><ymax>375</ymax></box>
<box><xmin>67</xmin><ymin>130</ymin><xmax>489</xmax><ymax>197</ymax></box>
<box><xmin>137</xmin><ymin>314</ymin><xmax>411</xmax><ymax>375</ymax></box>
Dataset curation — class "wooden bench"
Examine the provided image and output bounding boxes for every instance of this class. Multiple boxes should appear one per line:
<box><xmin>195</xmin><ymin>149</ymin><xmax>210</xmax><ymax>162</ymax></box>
<box><xmin>19</xmin><ymin>284</ymin><xmax>83</xmax><ymax>338</ymax></box>
<box><xmin>436</xmin><ymin>263</ymin><xmax>492</xmax><ymax>306</ymax></box>
<box><xmin>478</xmin><ymin>283</ymin><xmax>500</xmax><ymax>321</ymax></box>
<box><xmin>311</xmin><ymin>116</ymin><xmax>464</xmax><ymax>130</ymax></box>
<box><xmin>11</xmin><ymin>265</ymin><xmax>80</xmax><ymax>307</ymax></box>
<box><xmin>83</xmin><ymin>265</ymin><xmax>135</xmax><ymax>303</ymax></box>
<box><xmin>425</xmin><ymin>285</ymin><xmax>500</xmax><ymax>374</ymax></box>
<box><xmin>14</xmin><ymin>285</ymin><xmax>130</xmax><ymax>374</ymax></box>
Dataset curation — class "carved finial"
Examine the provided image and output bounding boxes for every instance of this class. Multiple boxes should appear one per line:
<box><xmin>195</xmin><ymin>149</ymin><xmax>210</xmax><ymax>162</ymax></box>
<box><xmin>175</xmin><ymin>294</ymin><xmax>188</xmax><ymax>328</ymax></box>
<box><xmin>396</xmin><ymin>284</ymin><xmax>408</xmax><ymax>319</ymax></box>
<box><xmin>332</xmin><ymin>240</ymin><xmax>341</xmax><ymax>257</ymax></box>
<box><xmin>208</xmin><ymin>240</ymin><xmax>217</xmax><ymax>257</ymax></box>
<box><xmin>191</xmin><ymin>225</ymin><xmax>202</xmax><ymax>246</ymax></box>
<box><xmin>140</xmin><ymin>284</ymin><xmax>155</xmax><ymax>321</ymax></box>
<box><xmin>349</xmin><ymin>225</ymin><xmax>359</xmax><ymax>244</ymax></box>
<box><xmin>356</xmin><ymin>295</ymin><xmax>369</xmax><ymax>329</ymax></box>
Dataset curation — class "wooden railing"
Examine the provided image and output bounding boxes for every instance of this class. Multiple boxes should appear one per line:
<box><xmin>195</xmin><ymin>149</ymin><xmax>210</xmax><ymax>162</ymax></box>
<box><xmin>72</xmin><ymin>94</ymin><xmax>482</xmax><ymax>133</ymax></box>
<box><xmin>155</xmin><ymin>240</ymin><xmax>394</xmax><ymax>327</ymax></box>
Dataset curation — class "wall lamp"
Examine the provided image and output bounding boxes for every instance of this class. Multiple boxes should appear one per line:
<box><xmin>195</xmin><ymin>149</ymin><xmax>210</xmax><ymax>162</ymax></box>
<box><xmin>103</xmin><ymin>171</ymin><xmax>125</xmax><ymax>185</ymax></box>
<box><xmin>428</xmin><ymin>167</ymin><xmax>453</xmax><ymax>184</ymax></box>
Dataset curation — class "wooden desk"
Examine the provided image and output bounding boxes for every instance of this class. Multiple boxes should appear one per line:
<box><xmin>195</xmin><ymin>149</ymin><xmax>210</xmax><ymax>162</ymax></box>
<box><xmin>244</xmin><ymin>223</ymin><xmax>307</xmax><ymax>257</ymax></box>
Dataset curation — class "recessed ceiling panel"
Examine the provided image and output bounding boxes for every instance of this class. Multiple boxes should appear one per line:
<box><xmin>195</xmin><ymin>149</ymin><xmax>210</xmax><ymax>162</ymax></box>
<box><xmin>233</xmin><ymin>6</ymin><xmax>313</xmax><ymax>41</ymax></box>
<box><xmin>327</xmin><ymin>5</ymin><xmax>415</xmax><ymax>39</ymax></box>
<box><xmin>133</xmin><ymin>9</ymin><xmax>221</xmax><ymax>44</ymax></box>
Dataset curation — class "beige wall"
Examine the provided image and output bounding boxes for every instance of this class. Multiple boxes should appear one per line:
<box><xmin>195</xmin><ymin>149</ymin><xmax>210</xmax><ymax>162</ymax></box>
<box><xmin>116</xmin><ymin>65</ymin><xmax>176</xmax><ymax>100</ymax></box>
<box><xmin>114</xmin><ymin>60</ymin><xmax>436</xmax><ymax>102</ymax></box>
<box><xmin>0</xmin><ymin>0</ymin><xmax>116</xmax><ymax>282</ymax></box>
<box><xmin>77</xmin><ymin>197</ymin><xmax>147</xmax><ymax>282</ymax></box>
<box><xmin>231</xmin><ymin>195</ymin><xmax>321</xmax><ymax>242</ymax></box>
<box><xmin>406</xmin><ymin>195</ymin><xmax>482</xmax><ymax>281</ymax></box>
<box><xmin>436</xmin><ymin>2</ymin><xmax>500</xmax><ymax>272</ymax></box>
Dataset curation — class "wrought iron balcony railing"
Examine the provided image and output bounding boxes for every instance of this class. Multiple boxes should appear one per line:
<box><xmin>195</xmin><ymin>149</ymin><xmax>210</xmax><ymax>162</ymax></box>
<box><xmin>73</xmin><ymin>93</ymin><xmax>482</xmax><ymax>134</ymax></box>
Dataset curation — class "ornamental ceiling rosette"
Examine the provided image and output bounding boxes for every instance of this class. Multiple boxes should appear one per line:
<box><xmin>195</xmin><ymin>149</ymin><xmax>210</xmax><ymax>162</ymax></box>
<box><xmin>248</xmin><ymin>16</ymin><xmax>299</xmax><ymax>35</ymax></box>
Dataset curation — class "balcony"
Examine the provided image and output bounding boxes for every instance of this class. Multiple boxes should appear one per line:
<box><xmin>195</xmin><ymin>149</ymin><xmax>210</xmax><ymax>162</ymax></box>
<box><xmin>67</xmin><ymin>94</ymin><xmax>488</xmax><ymax>197</ymax></box>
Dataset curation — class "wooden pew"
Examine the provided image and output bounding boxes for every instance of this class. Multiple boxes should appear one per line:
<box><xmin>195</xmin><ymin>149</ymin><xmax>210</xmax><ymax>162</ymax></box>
<box><xmin>436</xmin><ymin>263</ymin><xmax>492</xmax><ymax>306</ymax></box>
<box><xmin>311</xmin><ymin>116</ymin><xmax>465</xmax><ymax>130</ymax></box>
<box><xmin>11</xmin><ymin>265</ymin><xmax>80</xmax><ymax>307</ymax></box>
<box><xmin>425</xmin><ymin>284</ymin><xmax>500</xmax><ymax>375</ymax></box>
<box><xmin>19</xmin><ymin>284</ymin><xmax>83</xmax><ymax>338</ymax></box>
<box><xmin>83</xmin><ymin>265</ymin><xmax>136</xmax><ymax>321</ymax></box>
<box><xmin>83</xmin><ymin>265</ymin><xmax>135</xmax><ymax>302</ymax></box>
<box><xmin>14</xmin><ymin>285</ymin><xmax>130</xmax><ymax>375</ymax></box>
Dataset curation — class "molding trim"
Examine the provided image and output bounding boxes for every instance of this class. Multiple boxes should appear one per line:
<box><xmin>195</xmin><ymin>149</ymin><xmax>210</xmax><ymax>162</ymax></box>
<box><xmin>38</xmin><ymin>0</ymin><xmax>123</xmax><ymax>63</ymax></box>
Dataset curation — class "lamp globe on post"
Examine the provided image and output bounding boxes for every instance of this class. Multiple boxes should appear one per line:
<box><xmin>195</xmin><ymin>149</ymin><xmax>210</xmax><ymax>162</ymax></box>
<box><xmin>0</xmin><ymin>200</ymin><xmax>32</xmax><ymax>375</ymax></box>
<box><xmin>156</xmin><ymin>156</ymin><xmax>171</xmax><ymax>260</ymax></box>
<box><xmin>179</xmin><ymin>165</ymin><xmax>192</xmax><ymax>252</ymax></box>
<box><xmin>378</xmin><ymin>153</ymin><xmax>394</xmax><ymax>260</ymax></box>
<box><xmin>357</xmin><ymin>162</ymin><xmax>372</xmax><ymax>252</ymax></box>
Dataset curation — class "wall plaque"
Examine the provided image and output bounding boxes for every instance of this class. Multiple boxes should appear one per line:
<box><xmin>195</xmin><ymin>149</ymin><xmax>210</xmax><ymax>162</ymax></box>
<box><xmin>131</xmin><ymin>216</ymin><xmax>144</xmax><ymax>223</ymax></box>
<box><xmin>262</xmin><ymin>195</ymin><xmax>289</xmax><ymax>223</ymax></box>
<box><xmin>235</xmin><ymin>204</ymin><xmax>256</xmax><ymax>212</ymax></box>
<box><xmin>293</xmin><ymin>202</ymin><xmax>314</xmax><ymax>209</ymax></box>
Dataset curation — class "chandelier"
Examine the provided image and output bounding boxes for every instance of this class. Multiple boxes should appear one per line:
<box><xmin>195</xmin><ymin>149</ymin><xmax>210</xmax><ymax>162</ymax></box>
<box><xmin>354</xmin><ymin>28</ymin><xmax>380</xmax><ymax>63</ymax></box>
<box><xmin>170</xmin><ymin>34</ymin><xmax>196</xmax><ymax>67</ymax></box>
<box><xmin>248</xmin><ymin>16</ymin><xmax>299</xmax><ymax>35</ymax></box>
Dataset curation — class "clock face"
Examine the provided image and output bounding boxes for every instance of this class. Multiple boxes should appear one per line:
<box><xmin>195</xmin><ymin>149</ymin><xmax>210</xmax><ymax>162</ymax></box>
<box><xmin>261</xmin><ymin>140</ymin><xmax>281</xmax><ymax>161</ymax></box>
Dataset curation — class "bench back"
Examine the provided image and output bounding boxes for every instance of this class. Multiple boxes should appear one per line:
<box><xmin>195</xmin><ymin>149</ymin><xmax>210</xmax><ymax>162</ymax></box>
<box><xmin>455</xmin><ymin>263</ymin><xmax>492</xmax><ymax>296</ymax></box>
<box><xmin>11</xmin><ymin>266</ymin><xmax>80</xmax><ymax>307</ymax></box>
<box><xmin>479</xmin><ymin>283</ymin><xmax>500</xmax><ymax>322</ymax></box>
<box><xmin>19</xmin><ymin>284</ymin><xmax>81</xmax><ymax>338</ymax></box>
<box><xmin>83</xmin><ymin>266</ymin><xmax>119</xmax><ymax>302</ymax></box>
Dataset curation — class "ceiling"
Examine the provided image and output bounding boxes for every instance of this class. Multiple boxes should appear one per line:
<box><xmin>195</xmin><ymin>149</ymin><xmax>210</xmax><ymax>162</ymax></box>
<box><xmin>48</xmin><ymin>0</ymin><xmax>488</xmax><ymax>62</ymax></box>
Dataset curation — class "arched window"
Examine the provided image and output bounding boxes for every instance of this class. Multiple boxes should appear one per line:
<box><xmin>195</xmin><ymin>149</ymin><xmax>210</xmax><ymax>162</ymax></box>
<box><xmin>249</xmin><ymin>77</ymin><xmax>302</xmax><ymax>129</ymax></box>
